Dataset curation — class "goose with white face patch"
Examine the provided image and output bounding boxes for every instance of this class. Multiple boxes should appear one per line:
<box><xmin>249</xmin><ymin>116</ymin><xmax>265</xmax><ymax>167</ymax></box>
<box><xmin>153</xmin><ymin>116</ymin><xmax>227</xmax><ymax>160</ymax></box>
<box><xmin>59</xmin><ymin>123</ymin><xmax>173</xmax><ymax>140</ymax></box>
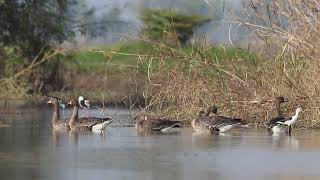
<box><xmin>67</xmin><ymin>99</ymin><xmax>113</xmax><ymax>133</ymax></box>
<box><xmin>46</xmin><ymin>97</ymin><xmax>70</xmax><ymax>131</ymax></box>
<box><xmin>192</xmin><ymin>106</ymin><xmax>248</xmax><ymax>134</ymax></box>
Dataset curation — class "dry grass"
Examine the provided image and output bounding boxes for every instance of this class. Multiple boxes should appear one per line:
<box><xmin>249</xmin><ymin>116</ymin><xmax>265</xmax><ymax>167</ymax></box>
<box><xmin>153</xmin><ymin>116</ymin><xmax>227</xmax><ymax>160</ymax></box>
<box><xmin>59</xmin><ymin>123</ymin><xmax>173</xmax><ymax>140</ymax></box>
<box><xmin>135</xmin><ymin>0</ymin><xmax>320</xmax><ymax>128</ymax></box>
<box><xmin>140</xmin><ymin>45</ymin><xmax>313</xmax><ymax>128</ymax></box>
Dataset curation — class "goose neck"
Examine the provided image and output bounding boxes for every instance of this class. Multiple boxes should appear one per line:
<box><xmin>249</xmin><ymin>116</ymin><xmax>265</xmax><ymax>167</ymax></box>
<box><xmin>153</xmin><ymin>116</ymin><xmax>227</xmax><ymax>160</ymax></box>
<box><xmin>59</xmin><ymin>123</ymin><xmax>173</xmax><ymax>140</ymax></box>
<box><xmin>276</xmin><ymin>101</ymin><xmax>283</xmax><ymax>117</ymax></box>
<box><xmin>52</xmin><ymin>103</ymin><xmax>60</xmax><ymax>125</ymax></box>
<box><xmin>69</xmin><ymin>105</ymin><xmax>79</xmax><ymax>126</ymax></box>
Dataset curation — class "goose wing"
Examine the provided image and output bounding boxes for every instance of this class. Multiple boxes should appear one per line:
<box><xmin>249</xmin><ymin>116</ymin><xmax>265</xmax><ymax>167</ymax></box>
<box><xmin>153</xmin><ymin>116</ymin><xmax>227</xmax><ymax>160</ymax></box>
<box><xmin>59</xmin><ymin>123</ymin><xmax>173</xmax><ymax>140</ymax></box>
<box><xmin>77</xmin><ymin>117</ymin><xmax>111</xmax><ymax>129</ymax></box>
<box><xmin>210</xmin><ymin>116</ymin><xmax>242</xmax><ymax>130</ymax></box>
<box><xmin>59</xmin><ymin>117</ymin><xmax>70</xmax><ymax>129</ymax></box>
<box><xmin>266</xmin><ymin>117</ymin><xmax>287</xmax><ymax>128</ymax></box>
<box><xmin>215</xmin><ymin>116</ymin><xmax>242</xmax><ymax>124</ymax></box>
<box><xmin>197</xmin><ymin>116</ymin><xmax>221</xmax><ymax>130</ymax></box>
<box><xmin>152</xmin><ymin>119</ymin><xmax>182</xmax><ymax>131</ymax></box>
<box><xmin>197</xmin><ymin>115</ymin><xmax>242</xmax><ymax>131</ymax></box>
<box><xmin>137</xmin><ymin>119</ymin><xmax>182</xmax><ymax>131</ymax></box>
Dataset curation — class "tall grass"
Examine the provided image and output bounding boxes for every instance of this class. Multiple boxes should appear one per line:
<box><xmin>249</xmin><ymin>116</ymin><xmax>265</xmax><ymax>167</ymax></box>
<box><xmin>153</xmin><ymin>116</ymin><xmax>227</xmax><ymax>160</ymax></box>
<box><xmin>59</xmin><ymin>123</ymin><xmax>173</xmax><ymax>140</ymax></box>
<box><xmin>134</xmin><ymin>1</ymin><xmax>320</xmax><ymax>128</ymax></box>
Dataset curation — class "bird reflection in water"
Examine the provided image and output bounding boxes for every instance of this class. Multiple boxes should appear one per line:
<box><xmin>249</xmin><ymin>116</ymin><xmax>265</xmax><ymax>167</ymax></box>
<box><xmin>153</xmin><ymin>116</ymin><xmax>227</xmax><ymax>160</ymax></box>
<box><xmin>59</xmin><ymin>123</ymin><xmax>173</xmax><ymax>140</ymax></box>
<box><xmin>136</xmin><ymin>129</ymin><xmax>181</xmax><ymax>136</ymax></box>
<box><xmin>272</xmin><ymin>135</ymin><xmax>300</xmax><ymax>150</ymax></box>
<box><xmin>52</xmin><ymin>129</ymin><xmax>79</xmax><ymax>147</ymax></box>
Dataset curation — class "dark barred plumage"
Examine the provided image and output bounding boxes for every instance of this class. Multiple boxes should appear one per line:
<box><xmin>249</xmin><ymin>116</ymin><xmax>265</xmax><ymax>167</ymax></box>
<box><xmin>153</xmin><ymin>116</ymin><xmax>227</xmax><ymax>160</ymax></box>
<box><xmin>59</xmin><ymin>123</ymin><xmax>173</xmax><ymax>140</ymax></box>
<box><xmin>68</xmin><ymin>99</ymin><xmax>113</xmax><ymax>132</ymax></box>
<box><xmin>192</xmin><ymin>106</ymin><xmax>247</xmax><ymax>134</ymax></box>
<box><xmin>46</xmin><ymin>97</ymin><xmax>70</xmax><ymax>131</ymax></box>
<box><xmin>135</xmin><ymin>115</ymin><xmax>182</xmax><ymax>133</ymax></box>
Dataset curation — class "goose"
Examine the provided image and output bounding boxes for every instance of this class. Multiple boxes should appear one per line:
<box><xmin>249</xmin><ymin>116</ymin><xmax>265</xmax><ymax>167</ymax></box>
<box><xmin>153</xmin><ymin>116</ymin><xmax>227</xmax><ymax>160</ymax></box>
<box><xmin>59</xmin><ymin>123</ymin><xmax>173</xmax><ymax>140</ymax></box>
<box><xmin>135</xmin><ymin>115</ymin><xmax>183</xmax><ymax>133</ymax></box>
<box><xmin>192</xmin><ymin>106</ymin><xmax>247</xmax><ymax>134</ymax></box>
<box><xmin>266</xmin><ymin>97</ymin><xmax>293</xmax><ymax>135</ymax></box>
<box><xmin>266</xmin><ymin>97</ymin><xmax>286</xmax><ymax>133</ymax></box>
<box><xmin>46</xmin><ymin>97</ymin><xmax>70</xmax><ymax>131</ymax></box>
<box><xmin>67</xmin><ymin>99</ymin><xmax>113</xmax><ymax>132</ymax></box>
<box><xmin>267</xmin><ymin>107</ymin><xmax>302</xmax><ymax>135</ymax></box>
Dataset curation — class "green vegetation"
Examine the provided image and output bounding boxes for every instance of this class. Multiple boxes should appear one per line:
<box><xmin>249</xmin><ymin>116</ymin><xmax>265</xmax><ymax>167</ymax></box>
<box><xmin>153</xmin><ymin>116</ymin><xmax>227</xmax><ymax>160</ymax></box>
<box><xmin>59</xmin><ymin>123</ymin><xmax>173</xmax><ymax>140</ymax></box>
<box><xmin>0</xmin><ymin>0</ymin><xmax>94</xmax><ymax>97</ymax></box>
<box><xmin>0</xmin><ymin>0</ymin><xmax>73</xmax><ymax>58</ymax></box>
<box><xmin>67</xmin><ymin>41</ymin><xmax>256</xmax><ymax>73</ymax></box>
<box><xmin>2</xmin><ymin>1</ymin><xmax>320</xmax><ymax>129</ymax></box>
<box><xmin>141</xmin><ymin>9</ymin><xmax>211</xmax><ymax>44</ymax></box>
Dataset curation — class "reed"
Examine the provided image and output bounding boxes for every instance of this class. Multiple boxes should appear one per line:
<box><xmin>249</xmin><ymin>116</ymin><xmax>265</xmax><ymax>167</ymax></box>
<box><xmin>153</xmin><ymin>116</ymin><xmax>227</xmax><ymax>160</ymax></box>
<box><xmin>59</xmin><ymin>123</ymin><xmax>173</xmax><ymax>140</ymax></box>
<box><xmin>131</xmin><ymin>0</ymin><xmax>320</xmax><ymax>128</ymax></box>
<box><xmin>135</xmin><ymin>1</ymin><xmax>320</xmax><ymax>128</ymax></box>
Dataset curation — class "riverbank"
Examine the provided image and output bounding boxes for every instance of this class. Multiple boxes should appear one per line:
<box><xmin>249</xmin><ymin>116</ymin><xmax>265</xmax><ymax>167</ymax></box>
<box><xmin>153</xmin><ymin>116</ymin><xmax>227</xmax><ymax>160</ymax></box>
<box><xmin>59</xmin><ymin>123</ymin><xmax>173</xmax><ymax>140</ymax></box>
<box><xmin>1</xmin><ymin>41</ymin><xmax>318</xmax><ymax>129</ymax></box>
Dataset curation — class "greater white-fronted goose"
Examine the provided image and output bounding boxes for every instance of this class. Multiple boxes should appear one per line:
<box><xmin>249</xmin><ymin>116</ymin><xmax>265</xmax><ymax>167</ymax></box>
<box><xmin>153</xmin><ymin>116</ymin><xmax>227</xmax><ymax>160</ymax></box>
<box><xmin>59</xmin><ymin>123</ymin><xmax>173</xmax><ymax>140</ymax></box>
<box><xmin>47</xmin><ymin>97</ymin><xmax>70</xmax><ymax>131</ymax></box>
<box><xmin>135</xmin><ymin>115</ymin><xmax>183</xmax><ymax>133</ymax></box>
<box><xmin>192</xmin><ymin>106</ymin><xmax>247</xmax><ymax>134</ymax></box>
<box><xmin>67</xmin><ymin>99</ymin><xmax>113</xmax><ymax>132</ymax></box>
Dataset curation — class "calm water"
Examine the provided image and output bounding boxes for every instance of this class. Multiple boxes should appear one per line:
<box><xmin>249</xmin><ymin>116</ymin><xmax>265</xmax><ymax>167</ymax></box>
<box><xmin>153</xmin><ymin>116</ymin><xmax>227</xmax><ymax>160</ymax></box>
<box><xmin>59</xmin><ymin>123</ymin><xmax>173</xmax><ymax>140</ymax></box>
<box><xmin>1</xmin><ymin>108</ymin><xmax>320</xmax><ymax>180</ymax></box>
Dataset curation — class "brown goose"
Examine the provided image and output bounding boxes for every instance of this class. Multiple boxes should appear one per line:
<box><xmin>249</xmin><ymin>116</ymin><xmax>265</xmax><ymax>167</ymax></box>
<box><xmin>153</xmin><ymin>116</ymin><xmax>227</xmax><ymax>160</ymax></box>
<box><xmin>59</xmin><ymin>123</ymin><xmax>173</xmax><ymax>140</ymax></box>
<box><xmin>67</xmin><ymin>99</ymin><xmax>113</xmax><ymax>132</ymax></box>
<box><xmin>192</xmin><ymin>106</ymin><xmax>247</xmax><ymax>134</ymax></box>
<box><xmin>135</xmin><ymin>115</ymin><xmax>183</xmax><ymax>133</ymax></box>
<box><xmin>47</xmin><ymin>97</ymin><xmax>70</xmax><ymax>131</ymax></box>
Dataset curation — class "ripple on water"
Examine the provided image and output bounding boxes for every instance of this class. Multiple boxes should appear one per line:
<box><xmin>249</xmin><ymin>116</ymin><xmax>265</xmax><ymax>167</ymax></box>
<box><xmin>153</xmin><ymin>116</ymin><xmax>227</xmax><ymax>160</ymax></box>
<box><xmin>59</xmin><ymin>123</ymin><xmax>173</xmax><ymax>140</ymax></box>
<box><xmin>0</xmin><ymin>109</ymin><xmax>320</xmax><ymax>180</ymax></box>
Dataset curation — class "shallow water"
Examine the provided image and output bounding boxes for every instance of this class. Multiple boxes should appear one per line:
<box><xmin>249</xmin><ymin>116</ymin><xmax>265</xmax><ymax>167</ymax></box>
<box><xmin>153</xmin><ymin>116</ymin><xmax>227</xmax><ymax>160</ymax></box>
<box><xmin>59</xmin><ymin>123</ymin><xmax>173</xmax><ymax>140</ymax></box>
<box><xmin>1</xmin><ymin>108</ymin><xmax>320</xmax><ymax>180</ymax></box>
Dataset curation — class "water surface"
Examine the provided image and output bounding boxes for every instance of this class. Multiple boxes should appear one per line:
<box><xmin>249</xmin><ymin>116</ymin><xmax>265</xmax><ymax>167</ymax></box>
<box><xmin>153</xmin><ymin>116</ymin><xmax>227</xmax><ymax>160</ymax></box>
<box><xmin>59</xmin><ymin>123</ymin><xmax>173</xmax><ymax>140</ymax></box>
<box><xmin>1</xmin><ymin>108</ymin><xmax>320</xmax><ymax>180</ymax></box>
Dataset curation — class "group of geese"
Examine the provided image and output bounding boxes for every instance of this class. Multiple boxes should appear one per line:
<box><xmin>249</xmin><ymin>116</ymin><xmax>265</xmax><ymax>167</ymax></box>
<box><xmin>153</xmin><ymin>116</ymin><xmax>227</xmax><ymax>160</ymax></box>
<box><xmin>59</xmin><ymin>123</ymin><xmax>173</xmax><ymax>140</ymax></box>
<box><xmin>47</xmin><ymin>96</ymin><xmax>113</xmax><ymax>132</ymax></box>
<box><xmin>47</xmin><ymin>96</ymin><xmax>302</xmax><ymax>135</ymax></box>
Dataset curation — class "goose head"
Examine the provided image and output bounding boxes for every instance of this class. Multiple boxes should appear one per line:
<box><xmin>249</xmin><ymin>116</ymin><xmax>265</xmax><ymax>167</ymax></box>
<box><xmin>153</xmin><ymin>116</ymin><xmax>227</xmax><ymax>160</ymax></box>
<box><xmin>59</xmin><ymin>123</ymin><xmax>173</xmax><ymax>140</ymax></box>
<box><xmin>67</xmin><ymin>99</ymin><xmax>79</xmax><ymax>107</ymax></box>
<box><xmin>276</xmin><ymin>96</ymin><xmax>287</xmax><ymax>104</ymax></box>
<box><xmin>204</xmin><ymin>106</ymin><xmax>218</xmax><ymax>116</ymax></box>
<box><xmin>47</xmin><ymin>97</ymin><xmax>65</xmax><ymax>109</ymax></box>
<box><xmin>47</xmin><ymin>97</ymin><xmax>59</xmax><ymax>105</ymax></box>
<box><xmin>198</xmin><ymin>110</ymin><xmax>205</xmax><ymax>116</ymax></box>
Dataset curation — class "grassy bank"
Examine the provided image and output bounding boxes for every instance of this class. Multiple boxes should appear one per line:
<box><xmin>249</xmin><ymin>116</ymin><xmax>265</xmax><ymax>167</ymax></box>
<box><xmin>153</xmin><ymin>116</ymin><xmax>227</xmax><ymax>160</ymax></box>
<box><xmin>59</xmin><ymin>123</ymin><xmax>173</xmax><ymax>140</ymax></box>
<box><xmin>64</xmin><ymin>41</ymin><xmax>256</xmax><ymax>72</ymax></box>
<box><xmin>47</xmin><ymin>41</ymin><xmax>256</xmax><ymax>107</ymax></box>
<box><xmin>59</xmin><ymin>40</ymin><xmax>315</xmax><ymax>129</ymax></box>
<box><xmin>1</xmin><ymin>40</ymin><xmax>317</xmax><ymax>129</ymax></box>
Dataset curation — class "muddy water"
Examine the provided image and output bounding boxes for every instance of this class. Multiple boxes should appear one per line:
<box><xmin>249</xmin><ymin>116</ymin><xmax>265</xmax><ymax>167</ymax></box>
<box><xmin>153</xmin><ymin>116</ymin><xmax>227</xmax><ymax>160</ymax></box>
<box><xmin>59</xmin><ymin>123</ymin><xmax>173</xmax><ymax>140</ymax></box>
<box><xmin>1</xmin><ymin>108</ymin><xmax>320</xmax><ymax>180</ymax></box>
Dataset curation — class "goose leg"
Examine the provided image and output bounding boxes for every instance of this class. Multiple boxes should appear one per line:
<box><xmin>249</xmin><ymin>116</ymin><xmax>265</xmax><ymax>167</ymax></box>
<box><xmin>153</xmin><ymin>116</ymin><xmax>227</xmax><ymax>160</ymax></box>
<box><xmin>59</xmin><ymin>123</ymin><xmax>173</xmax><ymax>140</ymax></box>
<box><xmin>282</xmin><ymin>125</ymin><xmax>288</xmax><ymax>134</ymax></box>
<box><xmin>288</xmin><ymin>125</ymin><xmax>292</xmax><ymax>136</ymax></box>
